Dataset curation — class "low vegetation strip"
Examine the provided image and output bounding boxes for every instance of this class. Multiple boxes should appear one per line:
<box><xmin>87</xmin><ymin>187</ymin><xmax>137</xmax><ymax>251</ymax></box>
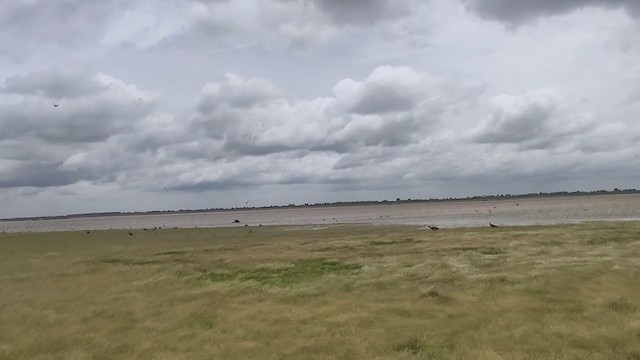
<box><xmin>1</xmin><ymin>222</ymin><xmax>639</xmax><ymax>359</ymax></box>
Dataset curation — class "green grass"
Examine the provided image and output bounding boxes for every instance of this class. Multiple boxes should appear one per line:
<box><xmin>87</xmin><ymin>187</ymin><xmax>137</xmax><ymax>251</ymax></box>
<box><xmin>1</xmin><ymin>222</ymin><xmax>640</xmax><ymax>359</ymax></box>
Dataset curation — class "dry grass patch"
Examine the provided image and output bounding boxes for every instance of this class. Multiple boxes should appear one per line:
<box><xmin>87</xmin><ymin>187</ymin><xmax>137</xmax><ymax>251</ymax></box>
<box><xmin>1</xmin><ymin>222</ymin><xmax>640</xmax><ymax>359</ymax></box>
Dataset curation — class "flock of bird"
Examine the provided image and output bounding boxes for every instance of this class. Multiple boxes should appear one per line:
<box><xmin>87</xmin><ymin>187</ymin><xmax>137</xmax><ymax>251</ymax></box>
<box><xmin>121</xmin><ymin>217</ymin><xmax>498</xmax><ymax>236</ymax></box>
<box><xmin>118</xmin><ymin>204</ymin><xmax>505</xmax><ymax>236</ymax></box>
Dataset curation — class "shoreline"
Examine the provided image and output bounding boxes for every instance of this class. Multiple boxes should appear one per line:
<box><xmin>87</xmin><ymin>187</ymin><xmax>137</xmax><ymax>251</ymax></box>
<box><xmin>2</xmin><ymin>191</ymin><xmax>638</xmax><ymax>222</ymax></box>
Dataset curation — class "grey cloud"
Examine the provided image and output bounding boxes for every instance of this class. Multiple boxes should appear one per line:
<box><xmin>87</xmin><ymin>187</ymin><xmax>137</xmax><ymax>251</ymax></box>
<box><xmin>0</xmin><ymin>71</ymin><xmax>162</xmax><ymax>190</ymax></box>
<box><xmin>168</xmin><ymin>179</ymin><xmax>253</xmax><ymax>192</ymax></box>
<box><xmin>222</xmin><ymin>137</ymin><xmax>295</xmax><ymax>156</ymax></box>
<box><xmin>2</xmin><ymin>103</ymin><xmax>130</xmax><ymax>145</ymax></box>
<box><xmin>189</xmin><ymin>0</ymin><xmax>413</xmax><ymax>50</ymax></box>
<box><xmin>2</xmin><ymin>70</ymin><xmax>104</xmax><ymax>99</ymax></box>
<box><xmin>332</xmin><ymin>146</ymin><xmax>404</xmax><ymax>170</ymax></box>
<box><xmin>0</xmin><ymin>98</ymin><xmax>153</xmax><ymax>144</ymax></box>
<box><xmin>0</xmin><ymin>135</ymin><xmax>169</xmax><ymax>190</ymax></box>
<box><xmin>331</xmin><ymin>113</ymin><xmax>425</xmax><ymax>149</ymax></box>
<box><xmin>0</xmin><ymin>160</ymin><xmax>110</xmax><ymax>189</ymax></box>
<box><xmin>0</xmin><ymin>142</ymin><xmax>156</xmax><ymax>189</ymax></box>
<box><xmin>573</xmin><ymin>123</ymin><xmax>636</xmax><ymax>153</ymax></box>
<box><xmin>0</xmin><ymin>0</ymin><xmax>118</xmax><ymax>59</ymax></box>
<box><xmin>0</xmin><ymin>139</ymin><xmax>58</xmax><ymax>162</ymax></box>
<box><xmin>190</xmin><ymin>75</ymin><xmax>283</xmax><ymax>142</ymax></box>
<box><xmin>196</xmin><ymin>74</ymin><xmax>281</xmax><ymax>112</ymax></box>
<box><xmin>624</xmin><ymin>87</ymin><xmax>640</xmax><ymax>105</ymax></box>
<box><xmin>351</xmin><ymin>84</ymin><xmax>419</xmax><ymax>115</ymax></box>
<box><xmin>313</xmin><ymin>0</ymin><xmax>412</xmax><ymax>25</ymax></box>
<box><xmin>474</xmin><ymin>100</ymin><xmax>555</xmax><ymax>143</ymax></box>
<box><xmin>335</xmin><ymin>66</ymin><xmax>433</xmax><ymax>115</ymax></box>
<box><xmin>123</xmin><ymin>114</ymin><xmax>192</xmax><ymax>154</ymax></box>
<box><xmin>164</xmin><ymin>152</ymin><xmax>361</xmax><ymax>192</ymax></box>
<box><xmin>472</xmin><ymin>89</ymin><xmax>590</xmax><ymax>148</ymax></box>
<box><xmin>41</xmin><ymin>103</ymin><xmax>152</xmax><ymax>144</ymax></box>
<box><xmin>0</xmin><ymin>72</ymin><xmax>157</xmax><ymax>143</ymax></box>
<box><xmin>462</xmin><ymin>0</ymin><xmax>640</xmax><ymax>25</ymax></box>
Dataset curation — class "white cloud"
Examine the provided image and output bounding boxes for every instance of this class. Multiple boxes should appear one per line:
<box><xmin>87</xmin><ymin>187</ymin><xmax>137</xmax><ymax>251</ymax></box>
<box><xmin>188</xmin><ymin>66</ymin><xmax>449</xmax><ymax>160</ymax></box>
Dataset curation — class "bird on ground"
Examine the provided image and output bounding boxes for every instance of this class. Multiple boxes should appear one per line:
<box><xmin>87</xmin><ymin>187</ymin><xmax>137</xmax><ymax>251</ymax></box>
<box><xmin>53</xmin><ymin>103</ymin><xmax>59</xmax><ymax>107</ymax></box>
<box><xmin>128</xmin><ymin>231</ymin><xmax>134</xmax><ymax>236</ymax></box>
<box><xmin>428</xmin><ymin>225</ymin><xmax>439</xmax><ymax>231</ymax></box>
<box><xmin>489</xmin><ymin>223</ymin><xmax>498</xmax><ymax>228</ymax></box>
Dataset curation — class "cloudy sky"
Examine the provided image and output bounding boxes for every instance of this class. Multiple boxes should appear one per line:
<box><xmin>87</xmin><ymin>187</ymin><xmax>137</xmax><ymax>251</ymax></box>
<box><xmin>1</xmin><ymin>0</ymin><xmax>639</xmax><ymax>217</ymax></box>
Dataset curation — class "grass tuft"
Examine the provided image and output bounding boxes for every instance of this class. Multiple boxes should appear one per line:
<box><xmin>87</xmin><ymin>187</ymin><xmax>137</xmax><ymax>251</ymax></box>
<box><xmin>607</xmin><ymin>298</ymin><xmax>637</xmax><ymax>314</ymax></box>
<box><xmin>199</xmin><ymin>272</ymin><xmax>234</xmax><ymax>282</ymax></box>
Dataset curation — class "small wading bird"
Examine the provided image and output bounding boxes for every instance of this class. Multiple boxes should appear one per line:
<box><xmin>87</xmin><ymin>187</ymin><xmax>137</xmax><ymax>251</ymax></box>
<box><xmin>489</xmin><ymin>222</ymin><xmax>498</xmax><ymax>228</ymax></box>
<box><xmin>53</xmin><ymin>103</ymin><xmax>59</xmax><ymax>107</ymax></box>
<box><xmin>128</xmin><ymin>230</ymin><xmax>133</xmax><ymax>236</ymax></box>
<box><xmin>428</xmin><ymin>225</ymin><xmax>439</xmax><ymax>231</ymax></box>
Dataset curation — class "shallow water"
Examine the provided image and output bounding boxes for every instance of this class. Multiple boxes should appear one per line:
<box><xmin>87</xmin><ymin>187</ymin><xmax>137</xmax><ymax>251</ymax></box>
<box><xmin>1</xmin><ymin>194</ymin><xmax>639</xmax><ymax>233</ymax></box>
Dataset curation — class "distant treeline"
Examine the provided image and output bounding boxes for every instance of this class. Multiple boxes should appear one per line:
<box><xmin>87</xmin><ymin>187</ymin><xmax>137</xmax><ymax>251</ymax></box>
<box><xmin>2</xmin><ymin>188</ymin><xmax>638</xmax><ymax>222</ymax></box>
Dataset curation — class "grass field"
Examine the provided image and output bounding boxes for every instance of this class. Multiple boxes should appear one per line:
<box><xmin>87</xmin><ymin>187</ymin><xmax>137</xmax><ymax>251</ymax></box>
<box><xmin>1</xmin><ymin>222</ymin><xmax>640</xmax><ymax>359</ymax></box>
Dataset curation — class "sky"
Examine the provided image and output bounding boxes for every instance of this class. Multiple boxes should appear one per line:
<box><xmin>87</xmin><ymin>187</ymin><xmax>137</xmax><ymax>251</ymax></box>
<box><xmin>1</xmin><ymin>0</ymin><xmax>639</xmax><ymax>218</ymax></box>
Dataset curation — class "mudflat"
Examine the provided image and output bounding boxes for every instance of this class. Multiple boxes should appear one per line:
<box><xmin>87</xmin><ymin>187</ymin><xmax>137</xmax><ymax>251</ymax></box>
<box><xmin>2</xmin><ymin>193</ymin><xmax>640</xmax><ymax>232</ymax></box>
<box><xmin>1</xmin><ymin>222</ymin><xmax>639</xmax><ymax>359</ymax></box>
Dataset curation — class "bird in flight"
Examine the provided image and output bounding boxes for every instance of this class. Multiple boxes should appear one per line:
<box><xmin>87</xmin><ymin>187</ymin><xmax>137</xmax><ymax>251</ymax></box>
<box><xmin>53</xmin><ymin>103</ymin><xmax>59</xmax><ymax>107</ymax></box>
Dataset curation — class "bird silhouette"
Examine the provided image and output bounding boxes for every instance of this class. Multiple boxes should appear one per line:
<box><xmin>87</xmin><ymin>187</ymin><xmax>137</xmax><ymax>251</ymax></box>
<box><xmin>489</xmin><ymin>223</ymin><xmax>498</xmax><ymax>228</ymax></box>
<box><xmin>53</xmin><ymin>103</ymin><xmax>59</xmax><ymax>107</ymax></box>
<box><xmin>428</xmin><ymin>225</ymin><xmax>439</xmax><ymax>231</ymax></box>
<box><xmin>128</xmin><ymin>231</ymin><xmax>133</xmax><ymax>236</ymax></box>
